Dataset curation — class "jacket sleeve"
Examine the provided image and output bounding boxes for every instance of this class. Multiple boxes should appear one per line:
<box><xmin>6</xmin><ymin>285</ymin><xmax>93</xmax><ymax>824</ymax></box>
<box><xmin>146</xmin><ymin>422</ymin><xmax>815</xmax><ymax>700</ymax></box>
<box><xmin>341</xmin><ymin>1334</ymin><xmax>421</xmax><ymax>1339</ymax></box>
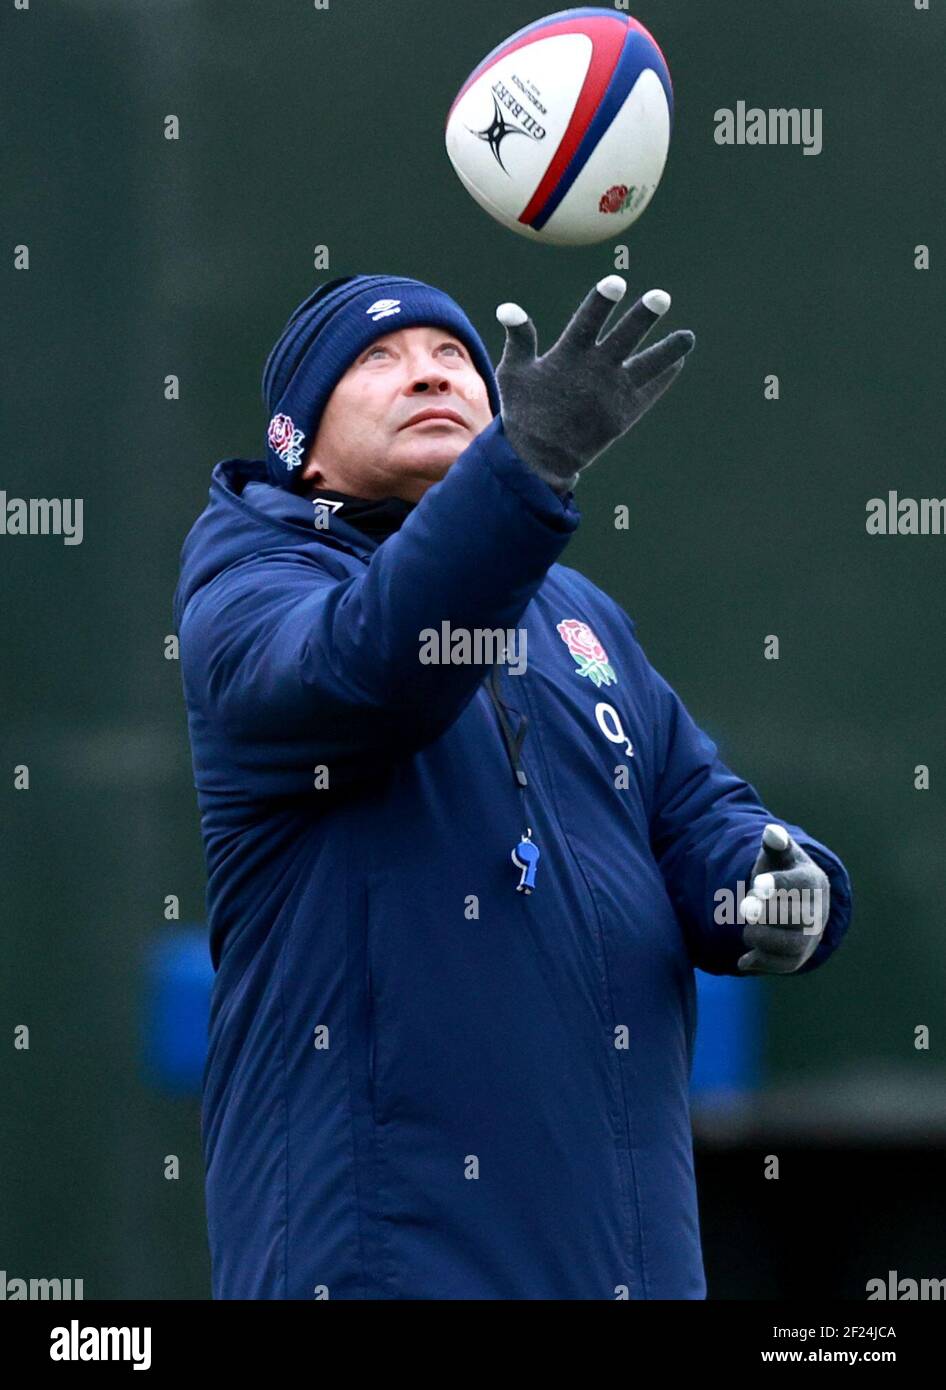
<box><xmin>179</xmin><ymin>415</ymin><xmax>580</xmax><ymax>793</ymax></box>
<box><xmin>645</xmin><ymin>662</ymin><xmax>853</xmax><ymax>977</ymax></box>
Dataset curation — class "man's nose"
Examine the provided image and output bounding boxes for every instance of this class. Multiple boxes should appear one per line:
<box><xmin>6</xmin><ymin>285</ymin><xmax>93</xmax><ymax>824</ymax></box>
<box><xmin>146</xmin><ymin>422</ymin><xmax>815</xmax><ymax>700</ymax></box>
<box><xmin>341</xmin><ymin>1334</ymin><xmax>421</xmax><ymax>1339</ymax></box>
<box><xmin>405</xmin><ymin>358</ymin><xmax>453</xmax><ymax>394</ymax></box>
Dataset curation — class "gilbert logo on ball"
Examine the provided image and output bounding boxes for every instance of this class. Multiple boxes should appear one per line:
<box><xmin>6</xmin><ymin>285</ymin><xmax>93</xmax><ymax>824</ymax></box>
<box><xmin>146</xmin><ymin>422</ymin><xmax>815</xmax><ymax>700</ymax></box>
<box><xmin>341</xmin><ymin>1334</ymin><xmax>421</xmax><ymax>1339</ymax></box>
<box><xmin>445</xmin><ymin>7</ymin><xmax>672</xmax><ymax>247</ymax></box>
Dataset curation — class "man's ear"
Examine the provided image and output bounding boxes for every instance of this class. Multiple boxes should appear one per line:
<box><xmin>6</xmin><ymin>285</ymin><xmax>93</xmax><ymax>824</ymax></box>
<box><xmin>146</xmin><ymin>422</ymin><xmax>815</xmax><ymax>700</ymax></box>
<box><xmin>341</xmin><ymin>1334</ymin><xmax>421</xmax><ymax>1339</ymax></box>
<box><xmin>300</xmin><ymin>441</ymin><xmax>322</xmax><ymax>486</ymax></box>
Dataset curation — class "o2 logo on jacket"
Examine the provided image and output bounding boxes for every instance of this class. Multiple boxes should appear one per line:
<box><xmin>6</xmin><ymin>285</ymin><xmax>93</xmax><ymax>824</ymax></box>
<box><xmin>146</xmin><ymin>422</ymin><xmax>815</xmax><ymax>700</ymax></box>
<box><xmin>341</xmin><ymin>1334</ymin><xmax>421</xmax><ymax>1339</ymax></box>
<box><xmin>556</xmin><ymin>619</ymin><xmax>617</xmax><ymax>689</ymax></box>
<box><xmin>595</xmin><ymin>702</ymin><xmax>634</xmax><ymax>759</ymax></box>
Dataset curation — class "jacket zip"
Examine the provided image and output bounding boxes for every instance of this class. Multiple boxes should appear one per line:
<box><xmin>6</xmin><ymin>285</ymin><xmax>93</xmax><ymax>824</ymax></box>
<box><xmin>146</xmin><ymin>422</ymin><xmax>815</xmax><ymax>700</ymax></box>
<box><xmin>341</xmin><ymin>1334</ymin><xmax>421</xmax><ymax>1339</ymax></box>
<box><xmin>352</xmin><ymin>545</ymin><xmax>643</xmax><ymax>1285</ymax></box>
<box><xmin>486</xmin><ymin>657</ymin><xmax>646</xmax><ymax>1292</ymax></box>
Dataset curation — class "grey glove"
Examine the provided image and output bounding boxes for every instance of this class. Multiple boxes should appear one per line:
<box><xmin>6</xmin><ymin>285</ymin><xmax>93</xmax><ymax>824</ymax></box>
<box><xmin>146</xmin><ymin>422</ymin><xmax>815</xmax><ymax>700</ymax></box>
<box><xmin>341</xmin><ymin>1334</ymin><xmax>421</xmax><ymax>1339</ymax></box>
<box><xmin>494</xmin><ymin>275</ymin><xmax>695</xmax><ymax>493</ymax></box>
<box><xmin>737</xmin><ymin>824</ymin><xmax>831</xmax><ymax>975</ymax></box>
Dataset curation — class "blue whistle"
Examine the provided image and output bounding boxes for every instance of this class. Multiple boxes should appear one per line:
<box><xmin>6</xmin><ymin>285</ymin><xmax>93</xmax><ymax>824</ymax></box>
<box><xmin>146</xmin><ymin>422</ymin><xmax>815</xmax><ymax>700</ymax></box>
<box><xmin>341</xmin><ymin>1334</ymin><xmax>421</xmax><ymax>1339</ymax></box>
<box><xmin>512</xmin><ymin>830</ymin><xmax>540</xmax><ymax>894</ymax></box>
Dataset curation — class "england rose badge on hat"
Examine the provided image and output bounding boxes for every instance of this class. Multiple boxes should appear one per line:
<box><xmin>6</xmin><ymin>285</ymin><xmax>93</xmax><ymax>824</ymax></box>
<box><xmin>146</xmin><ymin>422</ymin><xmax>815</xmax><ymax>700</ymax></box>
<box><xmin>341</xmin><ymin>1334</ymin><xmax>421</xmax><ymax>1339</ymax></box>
<box><xmin>267</xmin><ymin>413</ymin><xmax>305</xmax><ymax>473</ymax></box>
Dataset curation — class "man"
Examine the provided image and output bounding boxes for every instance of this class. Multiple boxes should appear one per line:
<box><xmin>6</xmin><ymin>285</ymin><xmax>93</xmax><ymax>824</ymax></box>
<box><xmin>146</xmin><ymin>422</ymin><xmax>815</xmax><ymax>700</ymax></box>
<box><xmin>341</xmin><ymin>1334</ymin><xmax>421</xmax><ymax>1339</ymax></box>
<box><xmin>174</xmin><ymin>272</ymin><xmax>852</xmax><ymax>1300</ymax></box>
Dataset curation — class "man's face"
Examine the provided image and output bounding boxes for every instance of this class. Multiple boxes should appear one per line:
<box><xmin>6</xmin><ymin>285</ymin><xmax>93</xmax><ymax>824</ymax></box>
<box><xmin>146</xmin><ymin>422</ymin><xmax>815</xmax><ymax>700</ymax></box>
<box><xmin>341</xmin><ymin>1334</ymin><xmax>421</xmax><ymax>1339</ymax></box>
<box><xmin>299</xmin><ymin>324</ymin><xmax>495</xmax><ymax>503</ymax></box>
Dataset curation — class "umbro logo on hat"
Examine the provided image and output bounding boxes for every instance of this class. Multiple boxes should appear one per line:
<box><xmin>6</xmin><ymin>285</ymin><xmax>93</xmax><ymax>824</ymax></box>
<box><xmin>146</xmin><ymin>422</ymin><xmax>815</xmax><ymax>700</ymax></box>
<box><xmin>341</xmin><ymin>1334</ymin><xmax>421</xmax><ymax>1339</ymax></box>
<box><xmin>366</xmin><ymin>299</ymin><xmax>402</xmax><ymax>322</ymax></box>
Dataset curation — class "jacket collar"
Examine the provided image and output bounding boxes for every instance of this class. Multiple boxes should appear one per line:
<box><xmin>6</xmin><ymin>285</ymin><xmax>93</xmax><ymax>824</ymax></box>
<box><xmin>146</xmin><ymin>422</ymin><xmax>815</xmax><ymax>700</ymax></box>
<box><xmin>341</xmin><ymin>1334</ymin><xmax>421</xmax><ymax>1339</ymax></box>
<box><xmin>305</xmin><ymin>487</ymin><xmax>417</xmax><ymax>542</ymax></box>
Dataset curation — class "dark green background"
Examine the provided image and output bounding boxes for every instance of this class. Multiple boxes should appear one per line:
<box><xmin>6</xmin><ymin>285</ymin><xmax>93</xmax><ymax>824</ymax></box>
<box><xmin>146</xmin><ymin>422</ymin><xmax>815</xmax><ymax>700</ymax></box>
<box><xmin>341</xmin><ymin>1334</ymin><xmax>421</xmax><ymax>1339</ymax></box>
<box><xmin>2</xmin><ymin>0</ymin><xmax>943</xmax><ymax>1297</ymax></box>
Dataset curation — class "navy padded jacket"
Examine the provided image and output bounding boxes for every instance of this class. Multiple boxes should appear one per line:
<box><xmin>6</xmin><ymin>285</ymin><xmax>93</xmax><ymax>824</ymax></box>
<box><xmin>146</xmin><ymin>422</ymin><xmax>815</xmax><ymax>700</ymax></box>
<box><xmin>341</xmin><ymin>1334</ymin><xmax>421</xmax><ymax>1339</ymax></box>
<box><xmin>173</xmin><ymin>414</ymin><xmax>853</xmax><ymax>1300</ymax></box>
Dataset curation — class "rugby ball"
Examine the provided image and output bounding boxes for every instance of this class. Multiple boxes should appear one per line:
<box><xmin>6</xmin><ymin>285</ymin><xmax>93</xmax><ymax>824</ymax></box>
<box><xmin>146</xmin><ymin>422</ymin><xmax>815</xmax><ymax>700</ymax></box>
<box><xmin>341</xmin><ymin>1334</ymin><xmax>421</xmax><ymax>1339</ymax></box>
<box><xmin>445</xmin><ymin>7</ymin><xmax>673</xmax><ymax>247</ymax></box>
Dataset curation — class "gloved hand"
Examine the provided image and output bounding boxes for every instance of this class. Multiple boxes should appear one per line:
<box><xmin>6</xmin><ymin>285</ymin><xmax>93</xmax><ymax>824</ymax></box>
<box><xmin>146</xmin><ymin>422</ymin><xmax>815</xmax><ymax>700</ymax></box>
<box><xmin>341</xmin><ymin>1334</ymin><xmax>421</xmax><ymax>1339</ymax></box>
<box><xmin>494</xmin><ymin>275</ymin><xmax>695</xmax><ymax>493</ymax></box>
<box><xmin>737</xmin><ymin>824</ymin><xmax>831</xmax><ymax>975</ymax></box>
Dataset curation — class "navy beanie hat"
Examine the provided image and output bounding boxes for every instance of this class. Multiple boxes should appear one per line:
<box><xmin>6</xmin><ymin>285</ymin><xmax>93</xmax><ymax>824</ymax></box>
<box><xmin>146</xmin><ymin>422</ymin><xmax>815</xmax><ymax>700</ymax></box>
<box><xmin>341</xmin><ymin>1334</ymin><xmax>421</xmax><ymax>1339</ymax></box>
<box><xmin>261</xmin><ymin>274</ymin><xmax>502</xmax><ymax>490</ymax></box>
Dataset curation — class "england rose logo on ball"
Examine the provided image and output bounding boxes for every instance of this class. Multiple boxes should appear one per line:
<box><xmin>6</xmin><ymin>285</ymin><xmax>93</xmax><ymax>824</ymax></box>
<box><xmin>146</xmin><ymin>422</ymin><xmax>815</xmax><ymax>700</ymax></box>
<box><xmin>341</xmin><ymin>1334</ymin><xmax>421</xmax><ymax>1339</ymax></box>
<box><xmin>599</xmin><ymin>184</ymin><xmax>629</xmax><ymax>215</ymax></box>
<box><xmin>557</xmin><ymin>619</ymin><xmax>617</xmax><ymax>688</ymax></box>
<box><xmin>267</xmin><ymin>413</ymin><xmax>305</xmax><ymax>472</ymax></box>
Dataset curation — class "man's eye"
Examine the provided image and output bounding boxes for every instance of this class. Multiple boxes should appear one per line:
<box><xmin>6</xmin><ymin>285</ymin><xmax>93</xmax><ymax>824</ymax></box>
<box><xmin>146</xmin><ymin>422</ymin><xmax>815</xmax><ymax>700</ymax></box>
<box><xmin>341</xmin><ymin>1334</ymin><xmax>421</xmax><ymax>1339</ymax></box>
<box><xmin>364</xmin><ymin>343</ymin><xmax>463</xmax><ymax>361</ymax></box>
